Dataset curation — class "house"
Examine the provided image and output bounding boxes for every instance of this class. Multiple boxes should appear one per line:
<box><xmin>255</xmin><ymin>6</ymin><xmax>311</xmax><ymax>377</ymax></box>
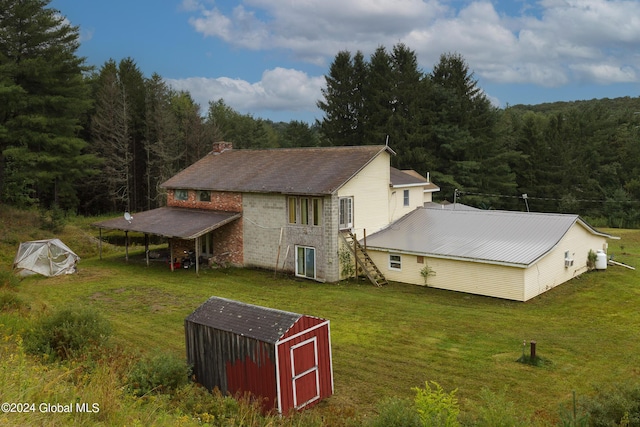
<box><xmin>93</xmin><ymin>142</ymin><xmax>435</xmax><ymax>281</ymax></box>
<box><xmin>93</xmin><ymin>141</ymin><xmax>616</xmax><ymax>300</ymax></box>
<box><xmin>184</xmin><ymin>296</ymin><xmax>333</xmax><ymax>414</ymax></box>
<box><xmin>364</xmin><ymin>206</ymin><xmax>615</xmax><ymax>301</ymax></box>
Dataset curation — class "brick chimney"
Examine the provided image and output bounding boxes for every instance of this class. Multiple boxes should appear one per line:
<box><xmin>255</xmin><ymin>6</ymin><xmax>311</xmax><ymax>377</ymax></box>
<box><xmin>212</xmin><ymin>141</ymin><xmax>233</xmax><ymax>154</ymax></box>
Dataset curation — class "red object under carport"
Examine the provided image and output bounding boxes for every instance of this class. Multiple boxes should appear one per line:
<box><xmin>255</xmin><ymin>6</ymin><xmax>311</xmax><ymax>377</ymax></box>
<box><xmin>185</xmin><ymin>296</ymin><xmax>333</xmax><ymax>414</ymax></box>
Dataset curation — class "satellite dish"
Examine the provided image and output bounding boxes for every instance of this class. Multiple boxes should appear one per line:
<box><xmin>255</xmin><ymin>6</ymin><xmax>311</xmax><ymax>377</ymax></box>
<box><xmin>124</xmin><ymin>212</ymin><xmax>133</xmax><ymax>223</ymax></box>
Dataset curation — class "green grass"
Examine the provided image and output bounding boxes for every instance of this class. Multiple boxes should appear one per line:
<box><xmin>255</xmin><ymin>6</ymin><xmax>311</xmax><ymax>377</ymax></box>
<box><xmin>1</xmin><ymin>208</ymin><xmax>639</xmax><ymax>425</ymax></box>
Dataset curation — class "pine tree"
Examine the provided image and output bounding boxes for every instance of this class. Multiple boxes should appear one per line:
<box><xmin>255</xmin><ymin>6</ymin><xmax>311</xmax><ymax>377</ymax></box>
<box><xmin>89</xmin><ymin>60</ymin><xmax>132</xmax><ymax>212</ymax></box>
<box><xmin>0</xmin><ymin>0</ymin><xmax>97</xmax><ymax>209</ymax></box>
<box><xmin>317</xmin><ymin>51</ymin><xmax>367</xmax><ymax>146</ymax></box>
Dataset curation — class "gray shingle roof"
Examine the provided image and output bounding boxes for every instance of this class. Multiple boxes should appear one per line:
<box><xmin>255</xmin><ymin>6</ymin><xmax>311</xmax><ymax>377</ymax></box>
<box><xmin>161</xmin><ymin>145</ymin><xmax>391</xmax><ymax>196</ymax></box>
<box><xmin>365</xmin><ymin>207</ymin><xmax>612</xmax><ymax>267</ymax></box>
<box><xmin>186</xmin><ymin>296</ymin><xmax>302</xmax><ymax>344</ymax></box>
<box><xmin>390</xmin><ymin>168</ymin><xmax>440</xmax><ymax>191</ymax></box>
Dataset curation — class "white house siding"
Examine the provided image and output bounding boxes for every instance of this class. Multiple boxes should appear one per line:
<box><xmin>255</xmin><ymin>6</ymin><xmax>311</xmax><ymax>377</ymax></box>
<box><xmin>389</xmin><ymin>186</ymin><xmax>426</xmax><ymax>223</ymax></box>
<box><xmin>337</xmin><ymin>152</ymin><xmax>391</xmax><ymax>236</ymax></box>
<box><xmin>242</xmin><ymin>193</ymin><xmax>339</xmax><ymax>282</ymax></box>
<box><xmin>367</xmin><ymin>250</ymin><xmax>526</xmax><ymax>300</ymax></box>
<box><xmin>523</xmin><ymin>223</ymin><xmax>607</xmax><ymax>301</ymax></box>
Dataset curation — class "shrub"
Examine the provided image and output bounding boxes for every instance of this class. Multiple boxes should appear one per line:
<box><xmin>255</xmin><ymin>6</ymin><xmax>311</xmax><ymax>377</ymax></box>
<box><xmin>0</xmin><ymin>290</ymin><xmax>26</xmax><ymax>311</ymax></box>
<box><xmin>464</xmin><ymin>387</ymin><xmax>530</xmax><ymax>427</ymax></box>
<box><xmin>579</xmin><ymin>383</ymin><xmax>640</xmax><ymax>426</ymax></box>
<box><xmin>24</xmin><ymin>306</ymin><xmax>111</xmax><ymax>361</ymax></box>
<box><xmin>420</xmin><ymin>263</ymin><xmax>436</xmax><ymax>286</ymax></box>
<box><xmin>587</xmin><ymin>249</ymin><xmax>597</xmax><ymax>270</ymax></box>
<box><xmin>368</xmin><ymin>397</ymin><xmax>421</xmax><ymax>427</ymax></box>
<box><xmin>128</xmin><ymin>352</ymin><xmax>191</xmax><ymax>396</ymax></box>
<box><xmin>339</xmin><ymin>246</ymin><xmax>356</xmax><ymax>279</ymax></box>
<box><xmin>0</xmin><ymin>270</ymin><xmax>20</xmax><ymax>288</ymax></box>
<box><xmin>413</xmin><ymin>381</ymin><xmax>460</xmax><ymax>427</ymax></box>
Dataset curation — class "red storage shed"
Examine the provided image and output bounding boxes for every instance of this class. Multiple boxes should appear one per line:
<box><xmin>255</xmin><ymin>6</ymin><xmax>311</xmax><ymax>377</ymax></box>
<box><xmin>185</xmin><ymin>296</ymin><xmax>333</xmax><ymax>414</ymax></box>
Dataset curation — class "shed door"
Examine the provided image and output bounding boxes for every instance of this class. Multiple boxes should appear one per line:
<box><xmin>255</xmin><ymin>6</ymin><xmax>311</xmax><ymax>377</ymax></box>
<box><xmin>290</xmin><ymin>337</ymin><xmax>320</xmax><ymax>409</ymax></box>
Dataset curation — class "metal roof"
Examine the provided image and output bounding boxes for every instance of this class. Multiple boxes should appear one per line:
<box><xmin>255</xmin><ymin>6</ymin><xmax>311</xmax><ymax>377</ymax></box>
<box><xmin>160</xmin><ymin>145</ymin><xmax>392</xmax><ymax>196</ymax></box>
<box><xmin>365</xmin><ymin>207</ymin><xmax>613</xmax><ymax>267</ymax></box>
<box><xmin>186</xmin><ymin>296</ymin><xmax>302</xmax><ymax>344</ymax></box>
<box><xmin>92</xmin><ymin>207</ymin><xmax>241</xmax><ymax>239</ymax></box>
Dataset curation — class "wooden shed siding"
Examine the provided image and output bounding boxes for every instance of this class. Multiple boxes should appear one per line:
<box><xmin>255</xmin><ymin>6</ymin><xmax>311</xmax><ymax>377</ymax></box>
<box><xmin>276</xmin><ymin>321</ymin><xmax>333</xmax><ymax>413</ymax></box>
<box><xmin>338</xmin><ymin>152</ymin><xmax>391</xmax><ymax>235</ymax></box>
<box><xmin>185</xmin><ymin>322</ymin><xmax>277</xmax><ymax>402</ymax></box>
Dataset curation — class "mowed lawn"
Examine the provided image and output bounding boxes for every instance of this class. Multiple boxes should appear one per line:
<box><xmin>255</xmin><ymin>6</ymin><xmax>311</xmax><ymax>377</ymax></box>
<box><xmin>9</xmin><ymin>227</ymin><xmax>640</xmax><ymax>422</ymax></box>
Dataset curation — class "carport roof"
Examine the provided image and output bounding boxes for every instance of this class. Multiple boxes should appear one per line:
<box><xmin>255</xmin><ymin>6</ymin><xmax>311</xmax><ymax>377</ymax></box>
<box><xmin>92</xmin><ymin>207</ymin><xmax>241</xmax><ymax>239</ymax></box>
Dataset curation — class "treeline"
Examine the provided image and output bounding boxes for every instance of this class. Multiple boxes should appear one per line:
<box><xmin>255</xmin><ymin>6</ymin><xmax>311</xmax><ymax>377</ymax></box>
<box><xmin>1</xmin><ymin>1</ymin><xmax>639</xmax><ymax>227</ymax></box>
<box><xmin>318</xmin><ymin>45</ymin><xmax>640</xmax><ymax>227</ymax></box>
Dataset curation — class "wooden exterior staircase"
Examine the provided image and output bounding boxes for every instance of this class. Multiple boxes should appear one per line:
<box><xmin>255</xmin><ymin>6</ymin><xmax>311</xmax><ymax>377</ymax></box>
<box><xmin>340</xmin><ymin>231</ymin><xmax>388</xmax><ymax>287</ymax></box>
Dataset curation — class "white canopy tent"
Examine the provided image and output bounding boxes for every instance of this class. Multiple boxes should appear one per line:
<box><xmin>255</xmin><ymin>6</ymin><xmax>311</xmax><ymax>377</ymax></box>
<box><xmin>13</xmin><ymin>239</ymin><xmax>80</xmax><ymax>277</ymax></box>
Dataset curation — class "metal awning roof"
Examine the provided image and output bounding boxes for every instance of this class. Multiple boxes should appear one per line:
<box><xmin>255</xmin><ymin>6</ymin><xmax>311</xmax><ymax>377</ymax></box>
<box><xmin>92</xmin><ymin>207</ymin><xmax>241</xmax><ymax>239</ymax></box>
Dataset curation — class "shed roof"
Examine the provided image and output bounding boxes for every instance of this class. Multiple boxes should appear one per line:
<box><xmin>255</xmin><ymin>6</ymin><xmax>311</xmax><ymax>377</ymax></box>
<box><xmin>365</xmin><ymin>207</ymin><xmax>614</xmax><ymax>267</ymax></box>
<box><xmin>161</xmin><ymin>145</ymin><xmax>393</xmax><ymax>196</ymax></box>
<box><xmin>186</xmin><ymin>296</ymin><xmax>302</xmax><ymax>344</ymax></box>
<box><xmin>92</xmin><ymin>207</ymin><xmax>241</xmax><ymax>239</ymax></box>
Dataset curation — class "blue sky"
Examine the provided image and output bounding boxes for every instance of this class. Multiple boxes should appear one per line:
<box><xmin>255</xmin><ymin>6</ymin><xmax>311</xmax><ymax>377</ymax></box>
<box><xmin>51</xmin><ymin>0</ymin><xmax>640</xmax><ymax>123</ymax></box>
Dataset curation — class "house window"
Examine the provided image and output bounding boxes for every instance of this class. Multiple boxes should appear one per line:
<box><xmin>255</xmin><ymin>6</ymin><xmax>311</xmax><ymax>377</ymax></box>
<box><xmin>313</xmin><ymin>198</ymin><xmax>322</xmax><ymax>226</ymax></box>
<box><xmin>403</xmin><ymin>190</ymin><xmax>410</xmax><ymax>206</ymax></box>
<box><xmin>198</xmin><ymin>190</ymin><xmax>211</xmax><ymax>202</ymax></box>
<box><xmin>288</xmin><ymin>197</ymin><xmax>297</xmax><ymax>224</ymax></box>
<box><xmin>301</xmin><ymin>198</ymin><xmax>310</xmax><ymax>225</ymax></box>
<box><xmin>175</xmin><ymin>189</ymin><xmax>188</xmax><ymax>201</ymax></box>
<box><xmin>389</xmin><ymin>254</ymin><xmax>402</xmax><ymax>270</ymax></box>
<box><xmin>288</xmin><ymin>197</ymin><xmax>322</xmax><ymax>226</ymax></box>
<box><xmin>339</xmin><ymin>197</ymin><xmax>353</xmax><ymax>230</ymax></box>
<box><xmin>296</xmin><ymin>246</ymin><xmax>316</xmax><ymax>279</ymax></box>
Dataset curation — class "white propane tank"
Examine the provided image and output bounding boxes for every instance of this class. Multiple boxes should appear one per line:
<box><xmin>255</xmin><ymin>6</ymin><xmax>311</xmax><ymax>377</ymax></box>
<box><xmin>595</xmin><ymin>250</ymin><xmax>607</xmax><ymax>270</ymax></box>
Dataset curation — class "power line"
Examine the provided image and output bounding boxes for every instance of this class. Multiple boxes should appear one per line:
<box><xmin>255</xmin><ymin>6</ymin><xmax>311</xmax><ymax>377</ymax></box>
<box><xmin>455</xmin><ymin>190</ymin><xmax>640</xmax><ymax>205</ymax></box>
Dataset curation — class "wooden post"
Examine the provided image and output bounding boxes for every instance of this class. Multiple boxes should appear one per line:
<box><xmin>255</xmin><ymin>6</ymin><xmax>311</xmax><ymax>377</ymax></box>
<box><xmin>169</xmin><ymin>240</ymin><xmax>174</xmax><ymax>272</ymax></box>
<box><xmin>99</xmin><ymin>228</ymin><xmax>103</xmax><ymax>260</ymax></box>
<box><xmin>195</xmin><ymin>236</ymin><xmax>200</xmax><ymax>274</ymax></box>
<box><xmin>125</xmin><ymin>231</ymin><xmax>129</xmax><ymax>263</ymax></box>
<box><xmin>145</xmin><ymin>234</ymin><xmax>149</xmax><ymax>267</ymax></box>
<box><xmin>352</xmin><ymin>232</ymin><xmax>357</xmax><ymax>277</ymax></box>
<box><xmin>530</xmin><ymin>340</ymin><xmax>537</xmax><ymax>360</ymax></box>
<box><xmin>363</xmin><ymin>229</ymin><xmax>367</xmax><ymax>252</ymax></box>
<box><xmin>274</xmin><ymin>227</ymin><xmax>283</xmax><ymax>278</ymax></box>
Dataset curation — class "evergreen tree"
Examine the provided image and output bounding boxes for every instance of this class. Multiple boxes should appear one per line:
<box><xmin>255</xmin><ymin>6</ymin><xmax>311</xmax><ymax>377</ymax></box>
<box><xmin>363</xmin><ymin>46</ymin><xmax>394</xmax><ymax>146</ymax></box>
<box><xmin>430</xmin><ymin>52</ymin><xmax>517</xmax><ymax>205</ymax></box>
<box><xmin>0</xmin><ymin>0</ymin><xmax>97</xmax><ymax>209</ymax></box>
<box><xmin>317</xmin><ymin>51</ymin><xmax>367</xmax><ymax>146</ymax></box>
<box><xmin>89</xmin><ymin>60</ymin><xmax>132</xmax><ymax>212</ymax></box>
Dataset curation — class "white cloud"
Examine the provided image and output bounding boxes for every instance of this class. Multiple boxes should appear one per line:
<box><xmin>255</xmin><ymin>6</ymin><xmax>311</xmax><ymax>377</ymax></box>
<box><xmin>184</xmin><ymin>0</ymin><xmax>640</xmax><ymax>88</ymax></box>
<box><xmin>166</xmin><ymin>67</ymin><xmax>325</xmax><ymax>117</ymax></box>
<box><xmin>174</xmin><ymin>0</ymin><xmax>640</xmax><ymax>117</ymax></box>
